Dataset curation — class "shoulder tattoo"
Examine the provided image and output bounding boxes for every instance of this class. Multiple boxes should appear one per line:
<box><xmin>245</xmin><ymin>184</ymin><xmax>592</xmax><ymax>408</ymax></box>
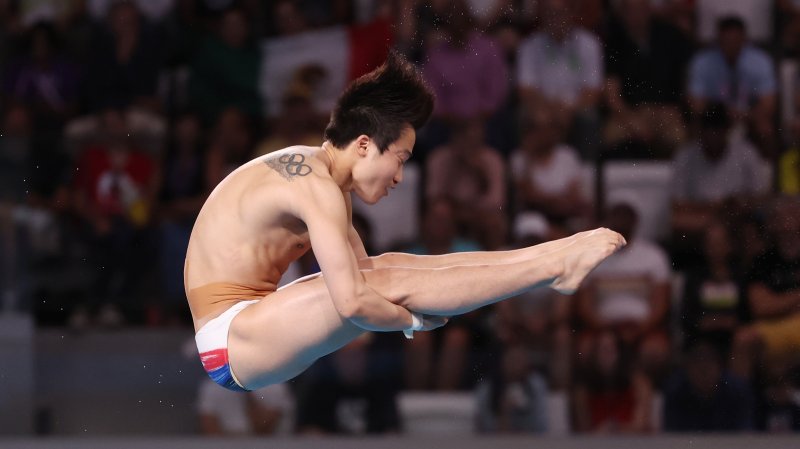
<box><xmin>263</xmin><ymin>153</ymin><xmax>312</xmax><ymax>181</ymax></box>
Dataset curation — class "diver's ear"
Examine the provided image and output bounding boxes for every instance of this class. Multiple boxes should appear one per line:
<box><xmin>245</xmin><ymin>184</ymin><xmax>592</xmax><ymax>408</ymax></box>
<box><xmin>354</xmin><ymin>135</ymin><xmax>371</xmax><ymax>157</ymax></box>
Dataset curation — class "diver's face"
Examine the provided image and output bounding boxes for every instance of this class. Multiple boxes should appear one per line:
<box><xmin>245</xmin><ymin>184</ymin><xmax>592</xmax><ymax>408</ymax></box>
<box><xmin>353</xmin><ymin>126</ymin><xmax>415</xmax><ymax>204</ymax></box>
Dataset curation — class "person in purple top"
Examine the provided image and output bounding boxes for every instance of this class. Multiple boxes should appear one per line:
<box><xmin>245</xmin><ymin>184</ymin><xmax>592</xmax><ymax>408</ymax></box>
<box><xmin>3</xmin><ymin>22</ymin><xmax>80</xmax><ymax>128</ymax></box>
<box><xmin>417</xmin><ymin>0</ymin><xmax>509</xmax><ymax>157</ymax></box>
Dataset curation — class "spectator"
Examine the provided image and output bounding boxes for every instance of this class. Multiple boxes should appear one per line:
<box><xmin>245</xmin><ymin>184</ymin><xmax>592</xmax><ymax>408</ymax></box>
<box><xmin>86</xmin><ymin>0</ymin><xmax>163</xmax><ymax>112</ymax></box>
<box><xmin>757</xmin><ymin>361</ymin><xmax>800</xmax><ymax>432</ymax></box>
<box><xmin>85</xmin><ymin>0</ymin><xmax>177</xmax><ymax>25</ymax></box>
<box><xmin>69</xmin><ymin>107</ymin><xmax>159</xmax><ymax>327</ymax></box>
<box><xmin>160</xmin><ymin>0</ymin><xmax>206</xmax><ymax>71</ymax></box>
<box><xmin>475</xmin><ymin>344</ymin><xmax>549</xmax><ymax>433</ymax></box>
<box><xmin>510</xmin><ymin>108</ymin><xmax>590</xmax><ymax>238</ymax></box>
<box><xmin>780</xmin><ymin>146</ymin><xmax>800</xmax><ymax>196</ymax></box>
<box><xmin>252</xmin><ymin>74</ymin><xmax>324</xmax><ymax>157</ymax></box>
<box><xmin>687</xmin><ymin>15</ymin><xmax>776</xmax><ymax>157</ymax></box>
<box><xmin>0</xmin><ymin>104</ymin><xmax>32</xmax><ymax>203</ymax></box>
<box><xmin>417</xmin><ymin>0</ymin><xmax>509</xmax><ymax>157</ymax></box>
<box><xmin>2</xmin><ymin>104</ymin><xmax>75</xmax><ymax>320</ymax></box>
<box><xmin>403</xmin><ymin>198</ymin><xmax>482</xmax><ymax>390</ymax></box>
<box><xmin>404</xmin><ymin>197</ymin><xmax>482</xmax><ymax>256</ymax></box>
<box><xmin>187</xmin><ymin>331</ymin><xmax>294</xmax><ymax>436</ymax></box>
<box><xmin>293</xmin><ymin>332</ymin><xmax>403</xmax><ymax>434</ymax></box>
<box><xmin>650</xmin><ymin>0</ymin><xmax>695</xmax><ymax>40</ymax></box>
<box><xmin>670</xmin><ymin>103</ymin><xmax>771</xmax><ymax>267</ymax></box>
<box><xmin>695</xmin><ymin>1</ymin><xmax>773</xmax><ymax>45</ymax></box>
<box><xmin>517</xmin><ymin>0</ymin><xmax>603</xmax><ymax>158</ymax></box>
<box><xmin>603</xmin><ymin>0</ymin><xmax>693</xmax><ymax>158</ymax></box>
<box><xmin>731</xmin><ymin>197</ymin><xmax>800</xmax><ymax>383</ymax></box>
<box><xmin>777</xmin><ymin>0</ymin><xmax>800</xmax><ymax>57</ymax></box>
<box><xmin>734</xmin><ymin>212</ymin><xmax>769</xmax><ymax>277</ymax></box>
<box><xmin>492</xmin><ymin>225</ymin><xmax>573</xmax><ymax>392</ymax></box>
<box><xmin>293</xmin><ymin>213</ymin><xmax>403</xmax><ymax>434</ymax></box>
<box><xmin>187</xmin><ymin>5</ymin><xmax>261</xmax><ymax>125</ymax></box>
<box><xmin>393</xmin><ymin>0</ymin><xmax>451</xmax><ymax>64</ymax></box>
<box><xmin>730</xmin><ymin>196</ymin><xmax>800</xmax><ymax>430</ymax></box>
<box><xmin>155</xmin><ymin>111</ymin><xmax>208</xmax><ymax>325</ymax></box>
<box><xmin>205</xmin><ymin>107</ymin><xmax>255</xmax><ymax>187</ymax></box>
<box><xmin>2</xmin><ymin>22</ymin><xmax>81</xmax><ymax>130</ymax></box>
<box><xmin>572</xmin><ymin>330</ymin><xmax>654</xmax><ymax>433</ymax></box>
<box><xmin>780</xmin><ymin>75</ymin><xmax>800</xmax><ymax>195</ymax></box>
<box><xmin>425</xmin><ymin>116</ymin><xmax>508</xmax><ymax>250</ymax></box>
<box><xmin>0</xmin><ymin>0</ymin><xmax>24</xmax><ymax>68</ymax></box>
<box><xmin>0</xmin><ymin>104</ymin><xmax>33</xmax><ymax>313</ymax></box>
<box><xmin>58</xmin><ymin>0</ymin><xmax>96</xmax><ymax>65</ymax></box>
<box><xmin>680</xmin><ymin>220</ymin><xmax>750</xmax><ymax>355</ymax></box>
<box><xmin>197</xmin><ymin>377</ymin><xmax>293</xmax><ymax>435</ymax></box>
<box><xmin>575</xmin><ymin>201</ymin><xmax>672</xmax><ymax>384</ymax></box>
<box><xmin>663</xmin><ymin>339</ymin><xmax>755</xmax><ymax>432</ymax></box>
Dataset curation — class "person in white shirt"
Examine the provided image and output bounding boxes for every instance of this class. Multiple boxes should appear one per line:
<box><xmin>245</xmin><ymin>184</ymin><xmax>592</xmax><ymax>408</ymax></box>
<box><xmin>516</xmin><ymin>0</ymin><xmax>603</xmax><ymax>157</ymax></box>
<box><xmin>510</xmin><ymin>109</ymin><xmax>591</xmax><ymax>238</ymax></box>
<box><xmin>576</xmin><ymin>200</ymin><xmax>672</xmax><ymax>383</ymax></box>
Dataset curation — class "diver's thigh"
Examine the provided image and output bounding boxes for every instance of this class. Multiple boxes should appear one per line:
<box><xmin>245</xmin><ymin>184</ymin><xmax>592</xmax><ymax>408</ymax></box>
<box><xmin>227</xmin><ymin>275</ymin><xmax>365</xmax><ymax>388</ymax></box>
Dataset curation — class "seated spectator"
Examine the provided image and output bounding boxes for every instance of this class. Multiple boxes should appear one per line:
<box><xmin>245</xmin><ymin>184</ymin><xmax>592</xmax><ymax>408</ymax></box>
<box><xmin>63</xmin><ymin>105</ymin><xmax>166</xmax><ymax>156</ymax></box>
<box><xmin>670</xmin><ymin>103</ymin><xmax>771</xmax><ymax>267</ymax></box>
<box><xmin>2</xmin><ymin>104</ymin><xmax>77</xmax><ymax>320</ymax></box>
<box><xmin>189</xmin><ymin>333</ymin><xmax>293</xmax><ymax>436</ymax></box>
<box><xmin>757</xmin><ymin>360</ymin><xmax>800</xmax><ymax>432</ymax></box>
<box><xmin>681</xmin><ymin>220</ymin><xmax>750</xmax><ymax>355</ymax></box>
<box><xmin>688</xmin><ymin>15</ymin><xmax>776</xmax><ymax>157</ymax></box>
<box><xmin>777</xmin><ymin>0</ymin><xmax>800</xmax><ymax>57</ymax></box>
<box><xmin>650</xmin><ymin>0</ymin><xmax>695</xmax><ymax>39</ymax></box>
<box><xmin>197</xmin><ymin>377</ymin><xmax>293</xmax><ymax>435</ymax></box>
<box><xmin>731</xmin><ymin>196</ymin><xmax>800</xmax><ymax>430</ymax></box>
<box><xmin>575</xmin><ymin>200</ymin><xmax>671</xmax><ymax>384</ymax></box>
<box><xmin>205</xmin><ymin>107</ymin><xmax>255</xmax><ymax>187</ymax></box>
<box><xmin>516</xmin><ymin>0</ymin><xmax>603</xmax><ymax>158</ymax></box>
<box><xmin>733</xmin><ymin>211</ymin><xmax>769</xmax><ymax>276</ymax></box>
<box><xmin>0</xmin><ymin>105</ymin><xmax>33</xmax><ymax>313</ymax></box>
<box><xmin>58</xmin><ymin>0</ymin><xmax>94</xmax><ymax>65</ymax></box>
<box><xmin>492</xmin><ymin>224</ymin><xmax>572</xmax><ymax>391</ymax></box>
<box><xmin>0</xmin><ymin>105</ymin><xmax>32</xmax><ymax>204</ymax></box>
<box><xmin>731</xmin><ymin>197</ymin><xmax>800</xmax><ymax>384</ymax></box>
<box><xmin>86</xmin><ymin>0</ymin><xmax>163</xmax><ymax>113</ymax></box>
<box><xmin>252</xmin><ymin>76</ymin><xmax>324</xmax><ymax>157</ymax></box>
<box><xmin>2</xmin><ymin>22</ymin><xmax>80</xmax><ymax>130</ymax></box>
<box><xmin>403</xmin><ymin>198</ymin><xmax>483</xmax><ymax>391</ymax></box>
<box><xmin>780</xmin><ymin>78</ymin><xmax>800</xmax><ymax>195</ymax></box>
<box><xmin>293</xmin><ymin>332</ymin><xmax>403</xmax><ymax>434</ymax></box>
<box><xmin>188</xmin><ymin>4</ymin><xmax>261</xmax><ymax>125</ymax></box>
<box><xmin>475</xmin><ymin>344</ymin><xmax>548</xmax><ymax>433</ymax></box>
<box><xmin>603</xmin><ymin>0</ymin><xmax>692</xmax><ymax>158</ymax></box>
<box><xmin>293</xmin><ymin>214</ymin><xmax>402</xmax><ymax>434</ymax></box>
<box><xmin>425</xmin><ymin>116</ymin><xmax>508</xmax><ymax>250</ymax></box>
<box><xmin>695</xmin><ymin>0</ymin><xmax>773</xmax><ymax>45</ymax></box>
<box><xmin>0</xmin><ymin>2</ymin><xmax>24</xmax><ymax>68</ymax></box>
<box><xmin>572</xmin><ymin>330</ymin><xmax>654</xmax><ymax>434</ymax></box>
<box><xmin>780</xmin><ymin>146</ymin><xmax>800</xmax><ymax>196</ymax></box>
<box><xmin>417</xmin><ymin>0</ymin><xmax>508</xmax><ymax>157</ymax></box>
<box><xmin>663</xmin><ymin>339</ymin><xmax>755</xmax><ymax>432</ymax></box>
<box><xmin>155</xmin><ymin>111</ymin><xmax>209</xmax><ymax>325</ymax></box>
<box><xmin>510</xmin><ymin>108</ymin><xmax>590</xmax><ymax>238</ymax></box>
<box><xmin>69</xmin><ymin>107</ymin><xmax>159</xmax><ymax>327</ymax></box>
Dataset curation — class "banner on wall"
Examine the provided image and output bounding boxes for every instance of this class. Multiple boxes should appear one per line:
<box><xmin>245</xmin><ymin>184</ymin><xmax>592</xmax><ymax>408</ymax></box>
<box><xmin>259</xmin><ymin>19</ymin><xmax>393</xmax><ymax>118</ymax></box>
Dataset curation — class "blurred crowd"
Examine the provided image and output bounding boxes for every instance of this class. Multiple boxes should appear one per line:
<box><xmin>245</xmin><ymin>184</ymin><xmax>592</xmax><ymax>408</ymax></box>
<box><xmin>2</xmin><ymin>0</ymin><xmax>800</xmax><ymax>437</ymax></box>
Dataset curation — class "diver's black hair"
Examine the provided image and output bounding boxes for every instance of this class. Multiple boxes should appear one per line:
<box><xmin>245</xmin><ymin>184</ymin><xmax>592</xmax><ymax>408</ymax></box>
<box><xmin>324</xmin><ymin>51</ymin><xmax>434</xmax><ymax>152</ymax></box>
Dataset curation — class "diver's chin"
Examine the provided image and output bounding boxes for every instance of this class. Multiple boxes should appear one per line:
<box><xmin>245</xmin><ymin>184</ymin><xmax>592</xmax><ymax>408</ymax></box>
<box><xmin>355</xmin><ymin>190</ymin><xmax>382</xmax><ymax>205</ymax></box>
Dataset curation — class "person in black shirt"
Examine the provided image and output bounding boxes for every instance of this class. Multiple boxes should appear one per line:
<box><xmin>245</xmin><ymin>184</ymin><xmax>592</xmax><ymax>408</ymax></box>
<box><xmin>603</xmin><ymin>0</ymin><xmax>693</xmax><ymax>158</ymax></box>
